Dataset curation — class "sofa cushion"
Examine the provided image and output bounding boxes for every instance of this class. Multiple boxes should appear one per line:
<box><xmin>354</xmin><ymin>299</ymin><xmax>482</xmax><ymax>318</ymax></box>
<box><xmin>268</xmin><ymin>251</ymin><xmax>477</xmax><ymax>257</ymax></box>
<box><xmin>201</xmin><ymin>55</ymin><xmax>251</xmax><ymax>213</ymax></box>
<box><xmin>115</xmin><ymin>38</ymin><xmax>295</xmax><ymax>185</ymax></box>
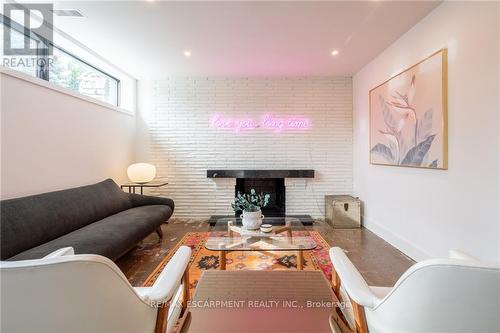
<box><xmin>0</xmin><ymin>179</ymin><xmax>133</xmax><ymax>260</ymax></box>
<box><xmin>8</xmin><ymin>205</ymin><xmax>172</xmax><ymax>261</ymax></box>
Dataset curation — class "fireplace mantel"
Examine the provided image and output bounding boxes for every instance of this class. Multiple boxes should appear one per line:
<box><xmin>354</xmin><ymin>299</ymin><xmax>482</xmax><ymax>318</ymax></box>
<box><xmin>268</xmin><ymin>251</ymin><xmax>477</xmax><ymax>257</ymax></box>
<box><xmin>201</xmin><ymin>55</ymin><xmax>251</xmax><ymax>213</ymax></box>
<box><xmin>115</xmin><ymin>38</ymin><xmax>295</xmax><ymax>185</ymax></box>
<box><xmin>206</xmin><ymin>169</ymin><xmax>314</xmax><ymax>178</ymax></box>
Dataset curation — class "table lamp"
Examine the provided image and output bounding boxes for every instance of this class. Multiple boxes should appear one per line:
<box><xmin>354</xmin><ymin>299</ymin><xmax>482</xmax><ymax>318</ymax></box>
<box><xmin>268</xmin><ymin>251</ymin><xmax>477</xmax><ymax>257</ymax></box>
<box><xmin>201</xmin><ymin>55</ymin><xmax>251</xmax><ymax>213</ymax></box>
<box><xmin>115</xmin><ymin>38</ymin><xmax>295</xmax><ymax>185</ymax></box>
<box><xmin>127</xmin><ymin>163</ymin><xmax>156</xmax><ymax>184</ymax></box>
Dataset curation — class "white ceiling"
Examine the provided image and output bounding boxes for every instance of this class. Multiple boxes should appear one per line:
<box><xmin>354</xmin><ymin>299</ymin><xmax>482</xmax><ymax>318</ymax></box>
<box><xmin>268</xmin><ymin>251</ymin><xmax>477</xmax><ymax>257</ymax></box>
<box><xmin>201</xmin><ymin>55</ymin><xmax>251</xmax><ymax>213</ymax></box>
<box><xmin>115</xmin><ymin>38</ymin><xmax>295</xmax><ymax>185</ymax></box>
<box><xmin>47</xmin><ymin>1</ymin><xmax>440</xmax><ymax>79</ymax></box>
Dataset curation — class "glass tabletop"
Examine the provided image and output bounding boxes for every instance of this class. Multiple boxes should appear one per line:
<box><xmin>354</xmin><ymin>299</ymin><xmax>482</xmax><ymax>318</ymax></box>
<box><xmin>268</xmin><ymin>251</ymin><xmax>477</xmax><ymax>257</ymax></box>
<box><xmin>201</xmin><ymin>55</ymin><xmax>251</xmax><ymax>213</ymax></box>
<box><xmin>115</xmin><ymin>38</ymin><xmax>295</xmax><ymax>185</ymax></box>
<box><xmin>206</xmin><ymin>216</ymin><xmax>315</xmax><ymax>251</ymax></box>
<box><xmin>210</xmin><ymin>216</ymin><xmax>306</xmax><ymax>232</ymax></box>
<box><xmin>205</xmin><ymin>235</ymin><xmax>317</xmax><ymax>251</ymax></box>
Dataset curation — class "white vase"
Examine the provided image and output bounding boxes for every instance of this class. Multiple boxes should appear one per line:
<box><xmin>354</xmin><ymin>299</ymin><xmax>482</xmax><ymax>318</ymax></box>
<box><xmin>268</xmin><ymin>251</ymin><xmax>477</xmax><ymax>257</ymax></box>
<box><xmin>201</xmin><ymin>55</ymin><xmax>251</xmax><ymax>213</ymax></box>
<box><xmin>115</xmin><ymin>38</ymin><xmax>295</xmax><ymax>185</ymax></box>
<box><xmin>240</xmin><ymin>210</ymin><xmax>265</xmax><ymax>230</ymax></box>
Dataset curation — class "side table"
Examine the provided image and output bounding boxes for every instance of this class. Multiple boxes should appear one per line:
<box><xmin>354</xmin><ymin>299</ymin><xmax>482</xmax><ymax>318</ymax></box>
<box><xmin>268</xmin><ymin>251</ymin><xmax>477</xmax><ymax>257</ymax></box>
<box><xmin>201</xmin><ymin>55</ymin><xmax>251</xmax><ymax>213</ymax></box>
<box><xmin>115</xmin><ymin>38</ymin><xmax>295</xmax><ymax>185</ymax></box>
<box><xmin>120</xmin><ymin>182</ymin><xmax>168</xmax><ymax>195</ymax></box>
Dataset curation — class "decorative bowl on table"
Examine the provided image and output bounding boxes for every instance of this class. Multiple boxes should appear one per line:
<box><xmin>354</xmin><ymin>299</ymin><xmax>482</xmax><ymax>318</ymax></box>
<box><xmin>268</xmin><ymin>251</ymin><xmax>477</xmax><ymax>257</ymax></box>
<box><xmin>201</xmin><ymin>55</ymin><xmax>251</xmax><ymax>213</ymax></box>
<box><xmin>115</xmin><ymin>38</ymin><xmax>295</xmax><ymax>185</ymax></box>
<box><xmin>260</xmin><ymin>224</ymin><xmax>273</xmax><ymax>233</ymax></box>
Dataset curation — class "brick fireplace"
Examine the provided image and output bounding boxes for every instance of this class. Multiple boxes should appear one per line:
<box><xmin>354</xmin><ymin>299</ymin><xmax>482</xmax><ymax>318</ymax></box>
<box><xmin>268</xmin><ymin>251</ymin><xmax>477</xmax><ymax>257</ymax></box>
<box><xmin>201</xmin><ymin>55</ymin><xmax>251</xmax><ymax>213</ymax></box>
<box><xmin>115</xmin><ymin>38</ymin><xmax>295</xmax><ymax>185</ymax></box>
<box><xmin>206</xmin><ymin>169</ymin><xmax>314</xmax><ymax>225</ymax></box>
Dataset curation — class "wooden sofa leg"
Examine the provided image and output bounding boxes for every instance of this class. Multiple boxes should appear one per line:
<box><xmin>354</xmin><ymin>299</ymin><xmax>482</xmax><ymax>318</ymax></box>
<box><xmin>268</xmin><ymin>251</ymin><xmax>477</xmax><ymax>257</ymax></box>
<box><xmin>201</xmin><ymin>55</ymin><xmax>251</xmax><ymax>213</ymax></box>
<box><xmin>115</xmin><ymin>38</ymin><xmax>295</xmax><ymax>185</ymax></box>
<box><xmin>156</xmin><ymin>227</ymin><xmax>163</xmax><ymax>239</ymax></box>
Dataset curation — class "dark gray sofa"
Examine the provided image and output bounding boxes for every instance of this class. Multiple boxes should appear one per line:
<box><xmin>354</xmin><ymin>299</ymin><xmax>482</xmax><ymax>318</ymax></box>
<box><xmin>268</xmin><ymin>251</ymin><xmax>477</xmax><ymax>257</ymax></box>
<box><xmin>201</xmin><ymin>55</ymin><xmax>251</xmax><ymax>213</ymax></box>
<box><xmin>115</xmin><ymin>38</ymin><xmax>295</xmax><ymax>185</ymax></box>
<box><xmin>1</xmin><ymin>179</ymin><xmax>174</xmax><ymax>261</ymax></box>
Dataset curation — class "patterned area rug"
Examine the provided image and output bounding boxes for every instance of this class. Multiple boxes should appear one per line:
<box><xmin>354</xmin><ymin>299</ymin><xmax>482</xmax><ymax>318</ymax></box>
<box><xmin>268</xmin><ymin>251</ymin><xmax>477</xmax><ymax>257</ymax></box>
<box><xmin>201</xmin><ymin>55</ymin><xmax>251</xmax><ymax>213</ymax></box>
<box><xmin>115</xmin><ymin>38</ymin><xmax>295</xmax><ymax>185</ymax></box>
<box><xmin>142</xmin><ymin>231</ymin><xmax>333</xmax><ymax>296</ymax></box>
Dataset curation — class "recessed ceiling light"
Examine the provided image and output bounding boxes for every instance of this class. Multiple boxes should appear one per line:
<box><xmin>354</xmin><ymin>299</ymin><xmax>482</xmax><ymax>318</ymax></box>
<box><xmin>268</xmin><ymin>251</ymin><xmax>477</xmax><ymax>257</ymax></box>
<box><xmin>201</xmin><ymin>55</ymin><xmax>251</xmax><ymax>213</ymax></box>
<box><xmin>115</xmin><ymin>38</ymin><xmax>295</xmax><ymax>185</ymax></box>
<box><xmin>331</xmin><ymin>49</ymin><xmax>339</xmax><ymax>56</ymax></box>
<box><xmin>183</xmin><ymin>50</ymin><xmax>192</xmax><ymax>58</ymax></box>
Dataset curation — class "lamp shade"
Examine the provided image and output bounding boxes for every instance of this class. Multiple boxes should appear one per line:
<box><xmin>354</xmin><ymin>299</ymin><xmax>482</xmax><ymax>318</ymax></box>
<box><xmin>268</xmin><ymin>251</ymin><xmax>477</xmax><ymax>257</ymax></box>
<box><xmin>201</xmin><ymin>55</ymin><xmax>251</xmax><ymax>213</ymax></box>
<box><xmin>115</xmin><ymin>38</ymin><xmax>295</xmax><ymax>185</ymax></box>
<box><xmin>127</xmin><ymin>163</ymin><xmax>156</xmax><ymax>184</ymax></box>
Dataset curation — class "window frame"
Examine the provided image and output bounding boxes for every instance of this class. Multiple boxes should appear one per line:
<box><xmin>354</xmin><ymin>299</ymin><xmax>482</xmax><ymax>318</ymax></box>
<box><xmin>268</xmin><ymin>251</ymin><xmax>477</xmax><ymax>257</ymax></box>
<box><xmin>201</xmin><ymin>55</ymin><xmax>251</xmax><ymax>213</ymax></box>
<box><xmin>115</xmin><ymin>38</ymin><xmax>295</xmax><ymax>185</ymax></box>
<box><xmin>1</xmin><ymin>14</ymin><xmax>121</xmax><ymax>107</ymax></box>
<box><xmin>48</xmin><ymin>43</ymin><xmax>121</xmax><ymax>107</ymax></box>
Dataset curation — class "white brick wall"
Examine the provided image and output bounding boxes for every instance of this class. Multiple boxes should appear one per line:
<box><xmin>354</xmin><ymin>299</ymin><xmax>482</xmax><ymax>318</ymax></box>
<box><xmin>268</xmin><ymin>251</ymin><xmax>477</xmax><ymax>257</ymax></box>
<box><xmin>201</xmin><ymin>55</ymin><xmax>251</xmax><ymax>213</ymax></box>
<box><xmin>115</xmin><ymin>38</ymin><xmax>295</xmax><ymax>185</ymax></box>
<box><xmin>142</xmin><ymin>77</ymin><xmax>353</xmax><ymax>218</ymax></box>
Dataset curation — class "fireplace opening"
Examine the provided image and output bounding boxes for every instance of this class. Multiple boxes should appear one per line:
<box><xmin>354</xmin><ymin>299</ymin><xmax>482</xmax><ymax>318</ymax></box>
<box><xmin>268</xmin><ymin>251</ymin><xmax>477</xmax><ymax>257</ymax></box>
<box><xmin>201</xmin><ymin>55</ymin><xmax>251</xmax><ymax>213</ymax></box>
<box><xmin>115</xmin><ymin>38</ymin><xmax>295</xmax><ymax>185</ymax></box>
<box><xmin>235</xmin><ymin>178</ymin><xmax>285</xmax><ymax>217</ymax></box>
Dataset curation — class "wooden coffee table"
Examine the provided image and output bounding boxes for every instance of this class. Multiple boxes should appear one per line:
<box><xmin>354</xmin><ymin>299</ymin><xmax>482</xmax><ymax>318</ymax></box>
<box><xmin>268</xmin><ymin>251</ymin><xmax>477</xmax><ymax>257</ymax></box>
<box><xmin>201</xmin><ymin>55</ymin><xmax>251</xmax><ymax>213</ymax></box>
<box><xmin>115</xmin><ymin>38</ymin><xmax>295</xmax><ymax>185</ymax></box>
<box><xmin>182</xmin><ymin>270</ymin><xmax>339</xmax><ymax>333</ymax></box>
<box><xmin>205</xmin><ymin>218</ymin><xmax>316</xmax><ymax>270</ymax></box>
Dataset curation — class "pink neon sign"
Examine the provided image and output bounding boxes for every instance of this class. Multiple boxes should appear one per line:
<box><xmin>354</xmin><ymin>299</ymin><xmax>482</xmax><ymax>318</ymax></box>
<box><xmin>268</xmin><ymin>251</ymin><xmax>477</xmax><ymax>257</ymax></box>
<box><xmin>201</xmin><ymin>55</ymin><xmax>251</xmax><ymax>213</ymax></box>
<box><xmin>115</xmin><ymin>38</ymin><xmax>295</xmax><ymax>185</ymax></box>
<box><xmin>211</xmin><ymin>114</ymin><xmax>311</xmax><ymax>133</ymax></box>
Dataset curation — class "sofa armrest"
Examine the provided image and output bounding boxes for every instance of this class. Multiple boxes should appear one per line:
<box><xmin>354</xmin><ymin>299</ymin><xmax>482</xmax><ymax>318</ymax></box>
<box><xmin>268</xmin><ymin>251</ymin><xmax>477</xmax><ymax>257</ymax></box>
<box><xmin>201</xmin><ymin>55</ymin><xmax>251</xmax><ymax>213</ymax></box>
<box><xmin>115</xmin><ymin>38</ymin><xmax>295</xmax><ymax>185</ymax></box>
<box><xmin>134</xmin><ymin>245</ymin><xmax>191</xmax><ymax>305</ymax></box>
<box><xmin>129</xmin><ymin>193</ymin><xmax>175</xmax><ymax>211</ymax></box>
<box><xmin>43</xmin><ymin>247</ymin><xmax>75</xmax><ymax>259</ymax></box>
<box><xmin>329</xmin><ymin>247</ymin><xmax>382</xmax><ymax>309</ymax></box>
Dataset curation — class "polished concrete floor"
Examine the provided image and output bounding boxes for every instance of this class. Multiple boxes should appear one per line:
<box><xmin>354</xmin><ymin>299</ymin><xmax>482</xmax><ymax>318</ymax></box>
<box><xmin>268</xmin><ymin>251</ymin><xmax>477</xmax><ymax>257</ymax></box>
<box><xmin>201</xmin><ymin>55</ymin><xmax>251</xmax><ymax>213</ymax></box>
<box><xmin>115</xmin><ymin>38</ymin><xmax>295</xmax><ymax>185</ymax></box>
<box><xmin>117</xmin><ymin>218</ymin><xmax>414</xmax><ymax>287</ymax></box>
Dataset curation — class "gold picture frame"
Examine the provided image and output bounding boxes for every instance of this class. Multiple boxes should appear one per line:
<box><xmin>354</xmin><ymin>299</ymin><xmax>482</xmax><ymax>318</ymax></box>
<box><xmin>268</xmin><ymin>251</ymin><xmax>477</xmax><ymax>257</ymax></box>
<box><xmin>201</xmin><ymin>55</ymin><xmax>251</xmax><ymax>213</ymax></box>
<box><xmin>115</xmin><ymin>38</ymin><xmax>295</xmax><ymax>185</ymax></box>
<box><xmin>369</xmin><ymin>48</ymin><xmax>448</xmax><ymax>170</ymax></box>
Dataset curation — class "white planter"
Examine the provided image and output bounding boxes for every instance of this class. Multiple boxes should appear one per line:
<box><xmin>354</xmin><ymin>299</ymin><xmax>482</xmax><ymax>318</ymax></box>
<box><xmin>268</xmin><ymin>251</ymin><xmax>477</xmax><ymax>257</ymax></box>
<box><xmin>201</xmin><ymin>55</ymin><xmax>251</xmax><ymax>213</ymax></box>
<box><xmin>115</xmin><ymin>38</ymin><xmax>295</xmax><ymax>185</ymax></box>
<box><xmin>240</xmin><ymin>210</ymin><xmax>265</xmax><ymax>230</ymax></box>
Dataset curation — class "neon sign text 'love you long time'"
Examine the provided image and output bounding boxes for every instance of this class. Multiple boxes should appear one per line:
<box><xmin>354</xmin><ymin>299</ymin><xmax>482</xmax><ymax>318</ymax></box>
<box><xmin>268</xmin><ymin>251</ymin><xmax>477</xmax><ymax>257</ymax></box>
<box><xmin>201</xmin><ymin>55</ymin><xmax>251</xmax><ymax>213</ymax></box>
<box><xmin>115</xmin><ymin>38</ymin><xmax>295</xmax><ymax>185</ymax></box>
<box><xmin>210</xmin><ymin>114</ymin><xmax>311</xmax><ymax>133</ymax></box>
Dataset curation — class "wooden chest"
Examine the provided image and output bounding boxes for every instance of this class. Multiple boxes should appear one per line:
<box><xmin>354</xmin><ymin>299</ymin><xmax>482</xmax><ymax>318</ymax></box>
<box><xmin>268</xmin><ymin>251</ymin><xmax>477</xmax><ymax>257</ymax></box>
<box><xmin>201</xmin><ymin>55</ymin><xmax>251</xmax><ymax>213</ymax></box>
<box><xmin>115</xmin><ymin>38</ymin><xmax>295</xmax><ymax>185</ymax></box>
<box><xmin>325</xmin><ymin>195</ymin><xmax>361</xmax><ymax>229</ymax></box>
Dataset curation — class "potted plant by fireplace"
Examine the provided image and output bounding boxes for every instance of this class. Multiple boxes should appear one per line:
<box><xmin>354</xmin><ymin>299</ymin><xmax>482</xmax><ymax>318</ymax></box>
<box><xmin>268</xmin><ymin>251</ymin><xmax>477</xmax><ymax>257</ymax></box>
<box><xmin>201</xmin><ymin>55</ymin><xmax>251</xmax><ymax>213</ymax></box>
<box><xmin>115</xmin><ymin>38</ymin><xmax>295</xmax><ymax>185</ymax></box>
<box><xmin>231</xmin><ymin>189</ymin><xmax>270</xmax><ymax>230</ymax></box>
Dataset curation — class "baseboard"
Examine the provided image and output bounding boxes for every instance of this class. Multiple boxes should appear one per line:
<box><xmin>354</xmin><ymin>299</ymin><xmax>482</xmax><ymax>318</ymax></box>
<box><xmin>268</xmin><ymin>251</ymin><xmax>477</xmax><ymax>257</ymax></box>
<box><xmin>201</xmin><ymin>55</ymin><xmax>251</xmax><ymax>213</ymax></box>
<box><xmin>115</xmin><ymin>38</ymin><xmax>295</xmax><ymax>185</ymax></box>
<box><xmin>362</xmin><ymin>216</ymin><xmax>432</xmax><ymax>262</ymax></box>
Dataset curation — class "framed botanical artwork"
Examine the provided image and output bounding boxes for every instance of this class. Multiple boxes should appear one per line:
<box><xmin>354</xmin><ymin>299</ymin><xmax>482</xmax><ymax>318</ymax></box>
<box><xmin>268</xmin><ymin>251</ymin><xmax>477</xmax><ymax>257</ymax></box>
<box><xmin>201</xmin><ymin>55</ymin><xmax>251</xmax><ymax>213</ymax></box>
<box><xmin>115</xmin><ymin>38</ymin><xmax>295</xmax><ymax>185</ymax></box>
<box><xmin>369</xmin><ymin>49</ymin><xmax>448</xmax><ymax>169</ymax></box>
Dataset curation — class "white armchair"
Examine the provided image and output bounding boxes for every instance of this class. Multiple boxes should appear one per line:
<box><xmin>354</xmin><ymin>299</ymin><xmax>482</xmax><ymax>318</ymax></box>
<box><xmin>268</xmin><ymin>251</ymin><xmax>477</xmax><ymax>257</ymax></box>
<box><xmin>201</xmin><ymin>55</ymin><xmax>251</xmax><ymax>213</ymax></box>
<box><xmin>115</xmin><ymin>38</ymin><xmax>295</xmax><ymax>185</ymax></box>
<box><xmin>0</xmin><ymin>246</ymin><xmax>191</xmax><ymax>333</ymax></box>
<box><xmin>329</xmin><ymin>247</ymin><xmax>500</xmax><ymax>333</ymax></box>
